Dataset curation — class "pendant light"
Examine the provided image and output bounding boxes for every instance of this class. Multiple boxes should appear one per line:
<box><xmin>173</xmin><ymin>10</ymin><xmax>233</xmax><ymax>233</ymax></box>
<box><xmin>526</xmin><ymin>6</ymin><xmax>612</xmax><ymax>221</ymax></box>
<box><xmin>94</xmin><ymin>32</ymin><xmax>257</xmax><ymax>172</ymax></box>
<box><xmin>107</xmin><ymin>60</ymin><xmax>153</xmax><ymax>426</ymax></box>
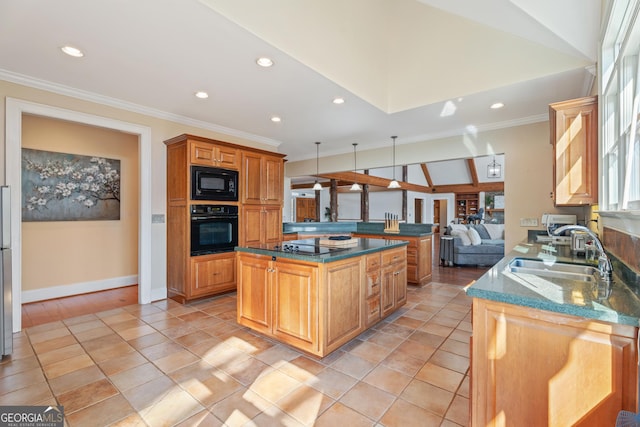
<box><xmin>387</xmin><ymin>135</ymin><xmax>401</xmax><ymax>189</ymax></box>
<box><xmin>350</xmin><ymin>143</ymin><xmax>362</xmax><ymax>192</ymax></box>
<box><xmin>487</xmin><ymin>156</ymin><xmax>502</xmax><ymax>178</ymax></box>
<box><xmin>312</xmin><ymin>141</ymin><xmax>323</xmax><ymax>191</ymax></box>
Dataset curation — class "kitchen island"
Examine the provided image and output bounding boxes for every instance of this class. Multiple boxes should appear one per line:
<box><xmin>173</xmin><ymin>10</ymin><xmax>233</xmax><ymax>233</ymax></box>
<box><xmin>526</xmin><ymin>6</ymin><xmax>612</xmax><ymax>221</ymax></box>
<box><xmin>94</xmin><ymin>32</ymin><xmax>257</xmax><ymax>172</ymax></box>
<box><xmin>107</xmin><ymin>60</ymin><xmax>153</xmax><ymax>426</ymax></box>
<box><xmin>466</xmin><ymin>240</ymin><xmax>640</xmax><ymax>426</ymax></box>
<box><xmin>235</xmin><ymin>237</ymin><xmax>408</xmax><ymax>357</ymax></box>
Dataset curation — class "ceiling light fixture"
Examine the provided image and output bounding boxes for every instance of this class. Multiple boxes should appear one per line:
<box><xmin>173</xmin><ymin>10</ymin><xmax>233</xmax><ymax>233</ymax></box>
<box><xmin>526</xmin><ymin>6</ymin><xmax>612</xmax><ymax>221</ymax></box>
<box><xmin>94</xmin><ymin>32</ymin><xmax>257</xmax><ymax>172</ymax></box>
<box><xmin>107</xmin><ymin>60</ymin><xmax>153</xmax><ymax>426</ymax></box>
<box><xmin>487</xmin><ymin>156</ymin><xmax>502</xmax><ymax>178</ymax></box>
<box><xmin>350</xmin><ymin>143</ymin><xmax>362</xmax><ymax>192</ymax></box>
<box><xmin>490</xmin><ymin>102</ymin><xmax>504</xmax><ymax>109</ymax></box>
<box><xmin>60</xmin><ymin>45</ymin><xmax>84</xmax><ymax>57</ymax></box>
<box><xmin>271</xmin><ymin>116</ymin><xmax>281</xmax><ymax>123</ymax></box>
<box><xmin>332</xmin><ymin>97</ymin><xmax>345</xmax><ymax>105</ymax></box>
<box><xmin>256</xmin><ymin>57</ymin><xmax>274</xmax><ymax>67</ymax></box>
<box><xmin>313</xmin><ymin>142</ymin><xmax>323</xmax><ymax>191</ymax></box>
<box><xmin>387</xmin><ymin>135</ymin><xmax>401</xmax><ymax>189</ymax></box>
<box><xmin>194</xmin><ymin>91</ymin><xmax>209</xmax><ymax>99</ymax></box>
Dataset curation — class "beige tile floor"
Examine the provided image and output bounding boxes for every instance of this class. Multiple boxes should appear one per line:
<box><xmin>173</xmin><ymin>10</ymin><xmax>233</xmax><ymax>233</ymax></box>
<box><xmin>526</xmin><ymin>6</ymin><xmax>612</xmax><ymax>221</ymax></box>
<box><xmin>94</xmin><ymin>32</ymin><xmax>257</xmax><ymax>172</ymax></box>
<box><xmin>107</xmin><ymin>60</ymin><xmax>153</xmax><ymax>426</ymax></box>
<box><xmin>0</xmin><ymin>282</ymin><xmax>472</xmax><ymax>426</ymax></box>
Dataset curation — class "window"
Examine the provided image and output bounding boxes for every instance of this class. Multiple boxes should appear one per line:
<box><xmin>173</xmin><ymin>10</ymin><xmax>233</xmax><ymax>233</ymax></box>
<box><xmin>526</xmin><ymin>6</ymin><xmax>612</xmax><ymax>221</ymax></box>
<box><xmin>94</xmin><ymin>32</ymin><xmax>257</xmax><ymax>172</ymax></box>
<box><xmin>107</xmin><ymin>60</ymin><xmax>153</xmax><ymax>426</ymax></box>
<box><xmin>601</xmin><ymin>0</ymin><xmax>640</xmax><ymax>210</ymax></box>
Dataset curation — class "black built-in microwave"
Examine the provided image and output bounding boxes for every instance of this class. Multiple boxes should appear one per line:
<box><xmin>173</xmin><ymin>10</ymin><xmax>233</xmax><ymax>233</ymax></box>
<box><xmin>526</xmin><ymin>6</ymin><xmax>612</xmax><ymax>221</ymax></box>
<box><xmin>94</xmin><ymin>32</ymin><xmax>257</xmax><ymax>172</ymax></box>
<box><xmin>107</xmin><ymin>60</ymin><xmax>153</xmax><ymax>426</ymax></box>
<box><xmin>191</xmin><ymin>166</ymin><xmax>238</xmax><ymax>201</ymax></box>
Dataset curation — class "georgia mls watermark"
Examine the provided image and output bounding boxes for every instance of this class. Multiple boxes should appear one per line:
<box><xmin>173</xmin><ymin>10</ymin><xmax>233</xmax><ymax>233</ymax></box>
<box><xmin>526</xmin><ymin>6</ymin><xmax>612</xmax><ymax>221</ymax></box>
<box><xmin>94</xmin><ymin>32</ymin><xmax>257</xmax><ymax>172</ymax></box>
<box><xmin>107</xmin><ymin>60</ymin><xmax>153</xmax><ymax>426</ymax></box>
<box><xmin>0</xmin><ymin>406</ymin><xmax>64</xmax><ymax>427</ymax></box>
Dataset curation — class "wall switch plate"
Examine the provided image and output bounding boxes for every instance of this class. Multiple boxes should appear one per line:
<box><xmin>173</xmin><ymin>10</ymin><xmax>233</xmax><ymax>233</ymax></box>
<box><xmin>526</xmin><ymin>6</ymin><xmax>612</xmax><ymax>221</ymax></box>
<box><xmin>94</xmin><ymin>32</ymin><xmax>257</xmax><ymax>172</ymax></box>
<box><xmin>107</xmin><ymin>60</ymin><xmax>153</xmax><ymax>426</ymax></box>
<box><xmin>520</xmin><ymin>218</ymin><xmax>539</xmax><ymax>227</ymax></box>
<box><xmin>152</xmin><ymin>214</ymin><xmax>165</xmax><ymax>224</ymax></box>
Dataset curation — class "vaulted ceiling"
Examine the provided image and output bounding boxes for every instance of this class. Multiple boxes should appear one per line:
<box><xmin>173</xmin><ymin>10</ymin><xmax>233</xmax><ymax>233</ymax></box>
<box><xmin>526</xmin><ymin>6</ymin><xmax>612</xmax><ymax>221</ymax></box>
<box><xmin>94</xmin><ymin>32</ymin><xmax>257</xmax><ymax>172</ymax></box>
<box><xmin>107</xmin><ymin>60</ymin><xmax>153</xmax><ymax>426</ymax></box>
<box><xmin>0</xmin><ymin>0</ymin><xmax>600</xmax><ymax>170</ymax></box>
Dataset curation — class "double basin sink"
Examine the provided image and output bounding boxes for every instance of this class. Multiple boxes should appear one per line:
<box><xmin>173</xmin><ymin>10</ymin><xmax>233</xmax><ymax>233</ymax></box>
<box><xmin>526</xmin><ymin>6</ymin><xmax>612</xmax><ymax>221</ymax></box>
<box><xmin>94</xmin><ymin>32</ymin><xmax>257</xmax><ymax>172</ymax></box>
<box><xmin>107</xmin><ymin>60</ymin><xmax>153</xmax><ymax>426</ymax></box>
<box><xmin>507</xmin><ymin>258</ymin><xmax>599</xmax><ymax>283</ymax></box>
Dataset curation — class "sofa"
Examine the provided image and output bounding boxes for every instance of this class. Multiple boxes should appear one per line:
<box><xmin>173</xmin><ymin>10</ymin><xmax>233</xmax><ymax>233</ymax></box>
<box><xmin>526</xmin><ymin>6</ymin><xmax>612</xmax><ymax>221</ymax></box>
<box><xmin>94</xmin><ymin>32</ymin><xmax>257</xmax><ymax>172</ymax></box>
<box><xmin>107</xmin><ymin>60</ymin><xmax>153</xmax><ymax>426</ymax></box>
<box><xmin>445</xmin><ymin>223</ymin><xmax>505</xmax><ymax>266</ymax></box>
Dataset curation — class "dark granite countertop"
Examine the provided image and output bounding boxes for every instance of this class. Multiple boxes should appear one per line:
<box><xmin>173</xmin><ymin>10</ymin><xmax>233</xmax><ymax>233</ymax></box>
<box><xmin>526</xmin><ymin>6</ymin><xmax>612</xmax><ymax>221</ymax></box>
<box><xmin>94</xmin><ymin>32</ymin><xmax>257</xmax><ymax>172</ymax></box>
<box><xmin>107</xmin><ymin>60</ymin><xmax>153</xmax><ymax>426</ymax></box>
<box><xmin>465</xmin><ymin>241</ymin><xmax>640</xmax><ymax>327</ymax></box>
<box><xmin>282</xmin><ymin>222</ymin><xmax>433</xmax><ymax>237</ymax></box>
<box><xmin>235</xmin><ymin>237</ymin><xmax>408</xmax><ymax>263</ymax></box>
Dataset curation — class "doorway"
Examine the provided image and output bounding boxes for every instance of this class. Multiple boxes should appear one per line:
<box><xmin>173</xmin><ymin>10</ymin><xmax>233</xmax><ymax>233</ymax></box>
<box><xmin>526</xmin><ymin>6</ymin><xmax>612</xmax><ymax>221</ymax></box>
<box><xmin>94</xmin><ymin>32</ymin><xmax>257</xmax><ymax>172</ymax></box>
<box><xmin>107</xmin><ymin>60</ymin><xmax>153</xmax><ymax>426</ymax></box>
<box><xmin>296</xmin><ymin>197</ymin><xmax>317</xmax><ymax>222</ymax></box>
<box><xmin>6</xmin><ymin>98</ymin><xmax>152</xmax><ymax>332</ymax></box>
<box><xmin>414</xmin><ymin>199</ymin><xmax>423</xmax><ymax>224</ymax></box>
<box><xmin>433</xmin><ymin>199</ymin><xmax>448</xmax><ymax>233</ymax></box>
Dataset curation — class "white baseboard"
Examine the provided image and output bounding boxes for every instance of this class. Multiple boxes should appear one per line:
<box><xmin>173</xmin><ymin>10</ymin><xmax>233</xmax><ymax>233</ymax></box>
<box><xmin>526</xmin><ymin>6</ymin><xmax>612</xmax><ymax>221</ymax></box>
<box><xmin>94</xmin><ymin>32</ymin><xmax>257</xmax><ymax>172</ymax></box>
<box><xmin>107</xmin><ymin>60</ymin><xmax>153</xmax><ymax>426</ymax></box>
<box><xmin>22</xmin><ymin>275</ymin><xmax>138</xmax><ymax>304</ymax></box>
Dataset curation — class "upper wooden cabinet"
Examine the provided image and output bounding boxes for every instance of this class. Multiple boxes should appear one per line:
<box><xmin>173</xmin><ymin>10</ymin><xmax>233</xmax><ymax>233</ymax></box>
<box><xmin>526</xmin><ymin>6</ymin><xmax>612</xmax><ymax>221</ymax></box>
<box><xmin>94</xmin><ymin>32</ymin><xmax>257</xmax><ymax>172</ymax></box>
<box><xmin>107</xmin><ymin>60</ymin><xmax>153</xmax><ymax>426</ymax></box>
<box><xmin>549</xmin><ymin>96</ymin><xmax>598</xmax><ymax>206</ymax></box>
<box><xmin>190</xmin><ymin>140</ymin><xmax>239</xmax><ymax>170</ymax></box>
<box><xmin>242</xmin><ymin>152</ymin><xmax>284</xmax><ymax>205</ymax></box>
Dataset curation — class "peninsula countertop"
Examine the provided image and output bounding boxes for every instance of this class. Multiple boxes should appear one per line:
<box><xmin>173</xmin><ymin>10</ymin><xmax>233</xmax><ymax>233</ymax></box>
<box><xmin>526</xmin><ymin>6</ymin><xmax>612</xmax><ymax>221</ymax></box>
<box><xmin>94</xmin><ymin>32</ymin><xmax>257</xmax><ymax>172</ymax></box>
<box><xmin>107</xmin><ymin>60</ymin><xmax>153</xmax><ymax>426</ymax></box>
<box><xmin>465</xmin><ymin>241</ymin><xmax>640</xmax><ymax>327</ymax></box>
<box><xmin>235</xmin><ymin>237</ymin><xmax>408</xmax><ymax>263</ymax></box>
<box><xmin>283</xmin><ymin>221</ymin><xmax>433</xmax><ymax>237</ymax></box>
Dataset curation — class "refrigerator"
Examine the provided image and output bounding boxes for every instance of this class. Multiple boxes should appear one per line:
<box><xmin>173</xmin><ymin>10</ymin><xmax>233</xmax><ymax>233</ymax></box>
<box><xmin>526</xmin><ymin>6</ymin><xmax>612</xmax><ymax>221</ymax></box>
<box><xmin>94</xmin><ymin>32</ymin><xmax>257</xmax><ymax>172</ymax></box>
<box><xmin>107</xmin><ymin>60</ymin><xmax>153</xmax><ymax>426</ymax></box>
<box><xmin>0</xmin><ymin>186</ymin><xmax>11</xmax><ymax>356</ymax></box>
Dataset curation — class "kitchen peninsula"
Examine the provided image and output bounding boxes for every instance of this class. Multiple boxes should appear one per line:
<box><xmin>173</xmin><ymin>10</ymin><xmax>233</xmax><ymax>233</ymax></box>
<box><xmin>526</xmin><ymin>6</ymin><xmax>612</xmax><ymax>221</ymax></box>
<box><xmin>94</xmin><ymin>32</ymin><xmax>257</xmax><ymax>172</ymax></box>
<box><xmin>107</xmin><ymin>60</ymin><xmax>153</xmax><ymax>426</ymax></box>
<box><xmin>466</xmin><ymin>240</ymin><xmax>640</xmax><ymax>426</ymax></box>
<box><xmin>236</xmin><ymin>237</ymin><xmax>408</xmax><ymax>357</ymax></box>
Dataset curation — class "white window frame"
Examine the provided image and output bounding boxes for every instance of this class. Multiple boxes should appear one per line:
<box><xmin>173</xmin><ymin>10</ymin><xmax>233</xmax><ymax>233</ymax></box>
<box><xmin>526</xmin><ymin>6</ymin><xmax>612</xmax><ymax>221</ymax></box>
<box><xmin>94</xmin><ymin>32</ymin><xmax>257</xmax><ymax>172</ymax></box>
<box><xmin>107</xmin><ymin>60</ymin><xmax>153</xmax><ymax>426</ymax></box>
<box><xmin>600</xmin><ymin>0</ymin><xmax>640</xmax><ymax>213</ymax></box>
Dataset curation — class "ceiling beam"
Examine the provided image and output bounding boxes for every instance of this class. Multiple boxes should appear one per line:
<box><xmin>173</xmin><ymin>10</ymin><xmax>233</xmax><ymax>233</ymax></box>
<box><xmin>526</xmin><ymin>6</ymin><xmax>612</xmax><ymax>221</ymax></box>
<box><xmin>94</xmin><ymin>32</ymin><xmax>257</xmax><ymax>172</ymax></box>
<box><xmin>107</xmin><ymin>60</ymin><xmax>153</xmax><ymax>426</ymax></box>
<box><xmin>420</xmin><ymin>163</ymin><xmax>433</xmax><ymax>187</ymax></box>
<box><xmin>467</xmin><ymin>158</ymin><xmax>479</xmax><ymax>186</ymax></box>
<box><xmin>318</xmin><ymin>172</ymin><xmax>431</xmax><ymax>193</ymax></box>
<box><xmin>429</xmin><ymin>182</ymin><xmax>504</xmax><ymax>194</ymax></box>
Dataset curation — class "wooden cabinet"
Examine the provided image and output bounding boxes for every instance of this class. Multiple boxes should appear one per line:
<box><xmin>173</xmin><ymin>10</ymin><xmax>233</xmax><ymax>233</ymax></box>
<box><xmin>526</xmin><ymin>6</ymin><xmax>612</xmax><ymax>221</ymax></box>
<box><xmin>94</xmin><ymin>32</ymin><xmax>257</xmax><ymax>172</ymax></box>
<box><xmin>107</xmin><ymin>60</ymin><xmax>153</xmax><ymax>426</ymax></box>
<box><xmin>295</xmin><ymin>198</ymin><xmax>317</xmax><ymax>222</ymax></box>
<box><xmin>237</xmin><ymin>246</ymin><xmax>406</xmax><ymax>357</ymax></box>
<box><xmin>471</xmin><ymin>298</ymin><xmax>638</xmax><ymax>426</ymax></box>
<box><xmin>549</xmin><ymin>95</ymin><xmax>598</xmax><ymax>206</ymax></box>
<box><xmin>242</xmin><ymin>151</ymin><xmax>284</xmax><ymax>205</ymax></box>
<box><xmin>353</xmin><ymin>233</ymin><xmax>432</xmax><ymax>286</ymax></box>
<box><xmin>190</xmin><ymin>252</ymin><xmax>236</xmax><ymax>297</ymax></box>
<box><xmin>190</xmin><ymin>140</ymin><xmax>239</xmax><ymax>170</ymax></box>
<box><xmin>241</xmin><ymin>205</ymin><xmax>282</xmax><ymax>246</ymax></box>
<box><xmin>381</xmin><ymin>247</ymin><xmax>407</xmax><ymax>317</ymax></box>
<box><xmin>364</xmin><ymin>253</ymin><xmax>382</xmax><ymax>326</ymax></box>
<box><xmin>455</xmin><ymin>193</ymin><xmax>479</xmax><ymax>223</ymax></box>
<box><xmin>164</xmin><ymin>133</ymin><xmax>286</xmax><ymax>303</ymax></box>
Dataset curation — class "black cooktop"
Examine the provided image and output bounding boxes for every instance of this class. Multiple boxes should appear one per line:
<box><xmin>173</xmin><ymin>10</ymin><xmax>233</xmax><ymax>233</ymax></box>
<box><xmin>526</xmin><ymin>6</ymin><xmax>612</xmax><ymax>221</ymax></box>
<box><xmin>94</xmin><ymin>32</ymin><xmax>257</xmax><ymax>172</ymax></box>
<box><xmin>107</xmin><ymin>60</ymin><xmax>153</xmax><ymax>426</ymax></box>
<box><xmin>250</xmin><ymin>239</ymin><xmax>349</xmax><ymax>256</ymax></box>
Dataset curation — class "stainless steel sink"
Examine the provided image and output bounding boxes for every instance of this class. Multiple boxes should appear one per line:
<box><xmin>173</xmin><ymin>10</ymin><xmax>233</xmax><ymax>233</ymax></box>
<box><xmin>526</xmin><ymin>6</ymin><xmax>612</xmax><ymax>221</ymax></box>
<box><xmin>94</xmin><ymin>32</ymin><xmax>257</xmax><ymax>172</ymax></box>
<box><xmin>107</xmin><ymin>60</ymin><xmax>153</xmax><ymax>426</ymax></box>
<box><xmin>507</xmin><ymin>258</ymin><xmax>598</xmax><ymax>282</ymax></box>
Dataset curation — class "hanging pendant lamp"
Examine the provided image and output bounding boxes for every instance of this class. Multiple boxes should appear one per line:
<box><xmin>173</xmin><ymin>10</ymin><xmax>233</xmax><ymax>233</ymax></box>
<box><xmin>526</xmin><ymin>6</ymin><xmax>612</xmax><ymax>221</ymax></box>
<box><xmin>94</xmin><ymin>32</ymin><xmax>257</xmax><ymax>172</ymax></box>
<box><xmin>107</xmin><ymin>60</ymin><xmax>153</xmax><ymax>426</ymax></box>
<box><xmin>387</xmin><ymin>135</ymin><xmax>401</xmax><ymax>189</ymax></box>
<box><xmin>312</xmin><ymin>141</ymin><xmax>322</xmax><ymax>190</ymax></box>
<box><xmin>350</xmin><ymin>143</ymin><xmax>362</xmax><ymax>192</ymax></box>
<box><xmin>487</xmin><ymin>156</ymin><xmax>502</xmax><ymax>178</ymax></box>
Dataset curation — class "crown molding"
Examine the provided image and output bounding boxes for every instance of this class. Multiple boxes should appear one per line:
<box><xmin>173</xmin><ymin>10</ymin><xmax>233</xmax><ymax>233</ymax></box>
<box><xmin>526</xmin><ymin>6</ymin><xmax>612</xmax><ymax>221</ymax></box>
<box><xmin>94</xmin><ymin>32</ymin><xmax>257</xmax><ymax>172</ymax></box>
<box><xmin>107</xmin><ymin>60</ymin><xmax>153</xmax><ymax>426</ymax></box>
<box><xmin>0</xmin><ymin>68</ymin><xmax>282</xmax><ymax>148</ymax></box>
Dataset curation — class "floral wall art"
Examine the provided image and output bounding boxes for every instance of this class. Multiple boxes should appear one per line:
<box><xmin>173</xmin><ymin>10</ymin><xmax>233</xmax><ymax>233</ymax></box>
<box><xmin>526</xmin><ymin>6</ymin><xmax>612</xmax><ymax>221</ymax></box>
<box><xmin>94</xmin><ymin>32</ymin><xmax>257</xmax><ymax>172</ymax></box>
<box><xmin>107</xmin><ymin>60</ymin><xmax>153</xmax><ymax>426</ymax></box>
<box><xmin>22</xmin><ymin>148</ymin><xmax>121</xmax><ymax>221</ymax></box>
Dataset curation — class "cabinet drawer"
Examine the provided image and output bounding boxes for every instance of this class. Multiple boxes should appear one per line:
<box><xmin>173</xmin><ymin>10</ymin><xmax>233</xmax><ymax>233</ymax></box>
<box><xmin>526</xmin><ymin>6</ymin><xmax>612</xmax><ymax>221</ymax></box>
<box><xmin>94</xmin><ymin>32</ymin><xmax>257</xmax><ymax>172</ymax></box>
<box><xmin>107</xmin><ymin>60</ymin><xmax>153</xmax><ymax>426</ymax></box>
<box><xmin>366</xmin><ymin>296</ymin><xmax>381</xmax><ymax>325</ymax></box>
<box><xmin>382</xmin><ymin>248</ymin><xmax>405</xmax><ymax>265</ymax></box>
<box><xmin>366</xmin><ymin>253</ymin><xmax>381</xmax><ymax>271</ymax></box>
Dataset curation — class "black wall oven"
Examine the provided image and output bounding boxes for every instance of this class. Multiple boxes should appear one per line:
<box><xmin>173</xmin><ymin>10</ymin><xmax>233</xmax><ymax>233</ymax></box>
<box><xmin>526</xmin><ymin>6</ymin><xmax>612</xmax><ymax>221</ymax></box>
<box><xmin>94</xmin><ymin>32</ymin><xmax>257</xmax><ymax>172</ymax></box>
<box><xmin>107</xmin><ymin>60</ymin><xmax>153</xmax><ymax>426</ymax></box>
<box><xmin>190</xmin><ymin>205</ymin><xmax>238</xmax><ymax>255</ymax></box>
<box><xmin>191</xmin><ymin>166</ymin><xmax>238</xmax><ymax>201</ymax></box>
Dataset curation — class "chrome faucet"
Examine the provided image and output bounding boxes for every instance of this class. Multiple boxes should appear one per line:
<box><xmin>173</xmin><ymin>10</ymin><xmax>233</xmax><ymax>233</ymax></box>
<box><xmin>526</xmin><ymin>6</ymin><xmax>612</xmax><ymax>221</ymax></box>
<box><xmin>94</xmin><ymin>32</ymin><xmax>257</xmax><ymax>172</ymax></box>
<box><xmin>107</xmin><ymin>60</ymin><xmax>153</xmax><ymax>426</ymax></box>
<box><xmin>553</xmin><ymin>225</ymin><xmax>613</xmax><ymax>281</ymax></box>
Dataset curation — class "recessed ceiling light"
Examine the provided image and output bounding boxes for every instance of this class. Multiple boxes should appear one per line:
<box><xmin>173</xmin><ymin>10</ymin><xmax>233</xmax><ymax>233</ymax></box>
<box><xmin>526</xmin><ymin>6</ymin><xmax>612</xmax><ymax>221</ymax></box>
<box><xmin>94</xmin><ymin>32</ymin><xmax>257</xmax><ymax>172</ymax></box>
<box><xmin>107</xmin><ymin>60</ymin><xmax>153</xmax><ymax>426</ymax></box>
<box><xmin>60</xmin><ymin>45</ymin><xmax>84</xmax><ymax>58</ymax></box>
<box><xmin>333</xmin><ymin>97</ymin><xmax>345</xmax><ymax>105</ymax></box>
<box><xmin>256</xmin><ymin>57</ymin><xmax>274</xmax><ymax>67</ymax></box>
<box><xmin>271</xmin><ymin>116</ymin><xmax>281</xmax><ymax>123</ymax></box>
<box><xmin>194</xmin><ymin>91</ymin><xmax>209</xmax><ymax>99</ymax></box>
<box><xmin>490</xmin><ymin>102</ymin><xmax>504</xmax><ymax>109</ymax></box>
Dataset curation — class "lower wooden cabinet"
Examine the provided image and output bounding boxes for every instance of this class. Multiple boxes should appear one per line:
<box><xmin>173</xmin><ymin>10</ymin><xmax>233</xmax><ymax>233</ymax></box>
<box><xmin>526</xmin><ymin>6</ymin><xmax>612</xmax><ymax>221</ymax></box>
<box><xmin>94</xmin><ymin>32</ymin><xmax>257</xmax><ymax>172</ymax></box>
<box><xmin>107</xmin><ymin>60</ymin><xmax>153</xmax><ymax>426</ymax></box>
<box><xmin>169</xmin><ymin>251</ymin><xmax>236</xmax><ymax>303</ymax></box>
<box><xmin>237</xmin><ymin>246</ymin><xmax>406</xmax><ymax>357</ymax></box>
<box><xmin>353</xmin><ymin>233</ymin><xmax>431</xmax><ymax>285</ymax></box>
<box><xmin>471</xmin><ymin>298</ymin><xmax>638</xmax><ymax>426</ymax></box>
<box><xmin>381</xmin><ymin>248</ymin><xmax>407</xmax><ymax>317</ymax></box>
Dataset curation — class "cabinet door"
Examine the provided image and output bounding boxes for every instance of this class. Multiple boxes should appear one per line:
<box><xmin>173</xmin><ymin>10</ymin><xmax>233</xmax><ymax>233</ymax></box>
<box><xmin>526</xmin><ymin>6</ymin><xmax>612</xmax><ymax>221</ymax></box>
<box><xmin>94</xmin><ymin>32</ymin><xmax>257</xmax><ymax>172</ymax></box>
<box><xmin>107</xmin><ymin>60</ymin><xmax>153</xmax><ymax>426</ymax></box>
<box><xmin>237</xmin><ymin>254</ymin><xmax>271</xmax><ymax>333</ymax></box>
<box><xmin>263</xmin><ymin>205</ymin><xmax>282</xmax><ymax>243</ymax></box>
<box><xmin>472</xmin><ymin>299</ymin><xmax>638</xmax><ymax>426</ymax></box>
<box><xmin>380</xmin><ymin>264</ymin><xmax>396</xmax><ymax>317</ymax></box>
<box><xmin>241</xmin><ymin>205</ymin><xmax>263</xmax><ymax>246</ymax></box>
<box><xmin>242</xmin><ymin>152</ymin><xmax>263</xmax><ymax>204</ymax></box>
<box><xmin>217</xmin><ymin>146</ymin><xmax>239</xmax><ymax>170</ymax></box>
<box><xmin>190</xmin><ymin>253</ymin><xmax>236</xmax><ymax>297</ymax></box>
<box><xmin>272</xmin><ymin>260</ymin><xmax>318</xmax><ymax>352</ymax></box>
<box><xmin>550</xmin><ymin>96</ymin><xmax>598</xmax><ymax>206</ymax></box>
<box><xmin>190</xmin><ymin>141</ymin><xmax>216</xmax><ymax>166</ymax></box>
<box><xmin>325</xmin><ymin>258</ymin><xmax>363</xmax><ymax>348</ymax></box>
<box><xmin>394</xmin><ymin>263</ymin><xmax>407</xmax><ymax>307</ymax></box>
<box><xmin>263</xmin><ymin>155</ymin><xmax>283</xmax><ymax>204</ymax></box>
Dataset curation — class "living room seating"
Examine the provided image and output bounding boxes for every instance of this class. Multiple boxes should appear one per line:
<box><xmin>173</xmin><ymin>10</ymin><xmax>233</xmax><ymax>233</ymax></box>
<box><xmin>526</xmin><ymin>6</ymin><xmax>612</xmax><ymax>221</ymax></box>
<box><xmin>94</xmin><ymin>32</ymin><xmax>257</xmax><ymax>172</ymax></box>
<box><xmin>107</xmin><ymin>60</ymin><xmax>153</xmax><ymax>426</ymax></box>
<box><xmin>444</xmin><ymin>223</ymin><xmax>505</xmax><ymax>266</ymax></box>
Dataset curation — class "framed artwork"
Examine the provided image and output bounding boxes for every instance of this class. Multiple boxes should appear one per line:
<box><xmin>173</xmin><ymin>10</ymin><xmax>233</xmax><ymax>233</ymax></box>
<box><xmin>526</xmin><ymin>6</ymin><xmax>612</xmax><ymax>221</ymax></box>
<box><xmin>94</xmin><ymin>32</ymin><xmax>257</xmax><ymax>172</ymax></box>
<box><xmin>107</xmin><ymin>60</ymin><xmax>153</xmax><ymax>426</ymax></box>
<box><xmin>22</xmin><ymin>148</ymin><xmax>121</xmax><ymax>221</ymax></box>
